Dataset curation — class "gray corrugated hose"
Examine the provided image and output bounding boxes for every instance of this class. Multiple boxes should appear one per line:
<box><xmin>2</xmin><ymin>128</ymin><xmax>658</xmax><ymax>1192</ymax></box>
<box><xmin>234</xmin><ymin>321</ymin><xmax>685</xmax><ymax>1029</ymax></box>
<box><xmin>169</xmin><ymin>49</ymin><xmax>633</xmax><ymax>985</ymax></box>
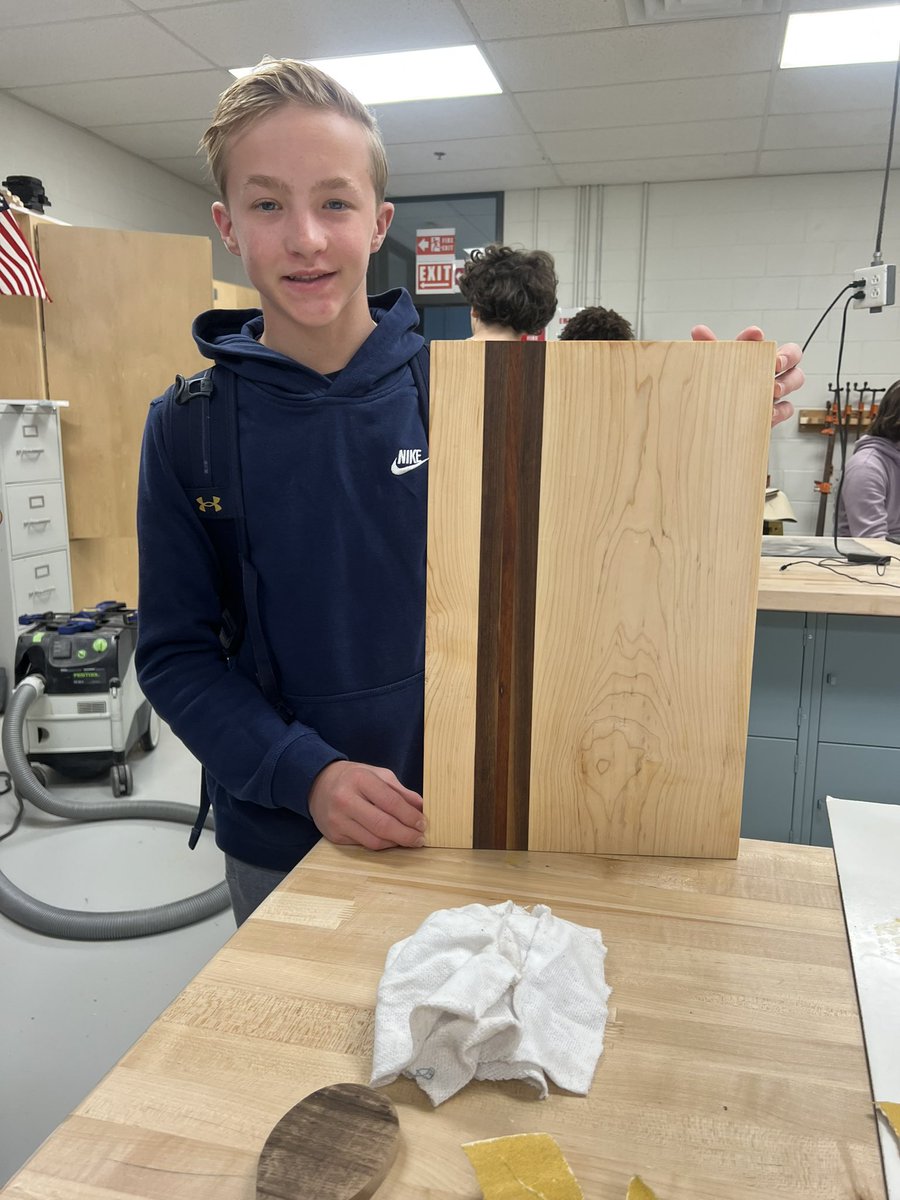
<box><xmin>0</xmin><ymin>675</ymin><xmax>230</xmax><ymax>939</ymax></box>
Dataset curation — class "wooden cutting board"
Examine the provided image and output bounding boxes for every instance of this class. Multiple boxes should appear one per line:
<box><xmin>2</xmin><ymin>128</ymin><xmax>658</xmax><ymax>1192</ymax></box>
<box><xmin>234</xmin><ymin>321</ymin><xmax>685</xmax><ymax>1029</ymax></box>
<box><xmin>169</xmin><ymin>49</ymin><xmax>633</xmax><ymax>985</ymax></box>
<box><xmin>424</xmin><ymin>339</ymin><xmax>774</xmax><ymax>857</ymax></box>
<box><xmin>256</xmin><ymin>1083</ymin><xmax>399</xmax><ymax>1199</ymax></box>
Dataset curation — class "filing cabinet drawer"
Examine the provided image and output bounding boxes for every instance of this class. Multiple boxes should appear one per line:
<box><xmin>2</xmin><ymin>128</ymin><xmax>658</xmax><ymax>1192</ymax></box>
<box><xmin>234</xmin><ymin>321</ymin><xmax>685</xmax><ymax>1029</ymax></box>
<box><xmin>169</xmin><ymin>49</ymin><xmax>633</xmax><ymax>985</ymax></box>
<box><xmin>0</xmin><ymin>407</ymin><xmax>62</xmax><ymax>484</ymax></box>
<box><xmin>12</xmin><ymin>550</ymin><xmax>71</xmax><ymax>620</ymax></box>
<box><xmin>5</xmin><ymin>480</ymin><xmax>67</xmax><ymax>556</ymax></box>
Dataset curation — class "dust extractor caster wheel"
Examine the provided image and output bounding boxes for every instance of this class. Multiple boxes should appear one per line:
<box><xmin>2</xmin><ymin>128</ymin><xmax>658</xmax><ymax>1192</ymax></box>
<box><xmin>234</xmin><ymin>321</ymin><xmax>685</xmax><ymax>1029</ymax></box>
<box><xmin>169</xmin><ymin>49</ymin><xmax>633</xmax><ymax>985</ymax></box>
<box><xmin>110</xmin><ymin>763</ymin><xmax>133</xmax><ymax>797</ymax></box>
<box><xmin>140</xmin><ymin>709</ymin><xmax>161</xmax><ymax>752</ymax></box>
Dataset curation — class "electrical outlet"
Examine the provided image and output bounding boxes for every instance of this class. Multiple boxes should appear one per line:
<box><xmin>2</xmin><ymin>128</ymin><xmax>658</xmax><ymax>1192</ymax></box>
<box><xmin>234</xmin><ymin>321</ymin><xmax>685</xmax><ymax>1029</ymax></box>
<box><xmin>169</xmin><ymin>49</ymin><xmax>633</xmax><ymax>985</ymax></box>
<box><xmin>853</xmin><ymin>263</ymin><xmax>896</xmax><ymax>310</ymax></box>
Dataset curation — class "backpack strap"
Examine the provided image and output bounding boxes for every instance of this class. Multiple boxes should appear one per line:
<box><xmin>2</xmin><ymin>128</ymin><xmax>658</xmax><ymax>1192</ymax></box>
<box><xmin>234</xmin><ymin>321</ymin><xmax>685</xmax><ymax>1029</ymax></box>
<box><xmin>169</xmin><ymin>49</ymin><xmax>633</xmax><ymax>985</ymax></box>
<box><xmin>410</xmin><ymin>344</ymin><xmax>430</xmax><ymax>431</ymax></box>
<box><xmin>165</xmin><ymin>367</ymin><xmax>295</xmax><ymax>849</ymax></box>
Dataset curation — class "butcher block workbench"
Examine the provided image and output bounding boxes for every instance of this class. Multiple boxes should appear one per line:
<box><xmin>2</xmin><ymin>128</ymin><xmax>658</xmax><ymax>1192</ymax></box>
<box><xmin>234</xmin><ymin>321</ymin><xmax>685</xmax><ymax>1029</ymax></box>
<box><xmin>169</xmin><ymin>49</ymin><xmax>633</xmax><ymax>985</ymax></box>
<box><xmin>757</xmin><ymin>537</ymin><xmax>900</xmax><ymax>615</ymax></box>
<box><xmin>1</xmin><ymin>839</ymin><xmax>885</xmax><ymax>1200</ymax></box>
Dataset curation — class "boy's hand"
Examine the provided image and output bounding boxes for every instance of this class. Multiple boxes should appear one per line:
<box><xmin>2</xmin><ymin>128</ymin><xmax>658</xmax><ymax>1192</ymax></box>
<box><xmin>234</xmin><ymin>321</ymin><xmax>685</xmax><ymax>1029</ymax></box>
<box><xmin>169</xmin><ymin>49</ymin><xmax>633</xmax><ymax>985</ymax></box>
<box><xmin>690</xmin><ymin>324</ymin><xmax>804</xmax><ymax>428</ymax></box>
<box><xmin>308</xmin><ymin>761</ymin><xmax>426</xmax><ymax>851</ymax></box>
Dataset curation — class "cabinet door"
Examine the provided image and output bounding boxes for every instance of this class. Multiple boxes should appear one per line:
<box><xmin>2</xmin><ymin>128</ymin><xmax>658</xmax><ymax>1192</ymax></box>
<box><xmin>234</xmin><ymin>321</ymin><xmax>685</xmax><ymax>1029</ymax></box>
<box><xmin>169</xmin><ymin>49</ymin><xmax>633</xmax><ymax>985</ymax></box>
<box><xmin>37</xmin><ymin>224</ymin><xmax>211</xmax><ymax>542</ymax></box>
<box><xmin>742</xmin><ymin>735</ymin><xmax>797</xmax><ymax>842</ymax></box>
<box><xmin>747</xmin><ymin>612</ymin><xmax>806</xmax><ymax>738</ymax></box>
<box><xmin>819</xmin><ymin>615</ymin><xmax>900</xmax><ymax>749</ymax></box>
<box><xmin>810</xmin><ymin>742</ymin><xmax>900</xmax><ymax>846</ymax></box>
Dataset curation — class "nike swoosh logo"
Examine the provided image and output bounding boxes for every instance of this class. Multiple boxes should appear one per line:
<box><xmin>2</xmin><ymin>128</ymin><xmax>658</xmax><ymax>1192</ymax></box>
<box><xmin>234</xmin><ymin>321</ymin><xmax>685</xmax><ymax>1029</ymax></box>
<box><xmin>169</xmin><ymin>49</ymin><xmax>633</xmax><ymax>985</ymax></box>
<box><xmin>391</xmin><ymin>457</ymin><xmax>429</xmax><ymax>475</ymax></box>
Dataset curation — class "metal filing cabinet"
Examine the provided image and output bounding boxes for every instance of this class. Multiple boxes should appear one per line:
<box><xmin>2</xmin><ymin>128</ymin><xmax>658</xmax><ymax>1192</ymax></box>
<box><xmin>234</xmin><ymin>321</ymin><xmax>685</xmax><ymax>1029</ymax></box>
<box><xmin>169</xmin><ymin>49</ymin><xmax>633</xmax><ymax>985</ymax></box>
<box><xmin>0</xmin><ymin>401</ymin><xmax>72</xmax><ymax>703</ymax></box>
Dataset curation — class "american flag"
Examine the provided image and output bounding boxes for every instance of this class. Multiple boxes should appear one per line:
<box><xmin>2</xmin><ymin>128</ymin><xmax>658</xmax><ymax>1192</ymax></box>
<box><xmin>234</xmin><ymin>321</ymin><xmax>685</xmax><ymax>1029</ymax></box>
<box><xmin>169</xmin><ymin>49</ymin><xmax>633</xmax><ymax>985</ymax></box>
<box><xmin>0</xmin><ymin>197</ymin><xmax>50</xmax><ymax>300</ymax></box>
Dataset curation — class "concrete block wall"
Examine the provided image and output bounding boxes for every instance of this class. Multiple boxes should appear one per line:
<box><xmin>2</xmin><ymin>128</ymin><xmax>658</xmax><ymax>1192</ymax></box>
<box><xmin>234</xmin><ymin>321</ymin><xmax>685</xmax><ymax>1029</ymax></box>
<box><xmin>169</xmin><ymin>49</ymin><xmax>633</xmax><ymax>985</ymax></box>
<box><xmin>505</xmin><ymin>172</ymin><xmax>900</xmax><ymax>534</ymax></box>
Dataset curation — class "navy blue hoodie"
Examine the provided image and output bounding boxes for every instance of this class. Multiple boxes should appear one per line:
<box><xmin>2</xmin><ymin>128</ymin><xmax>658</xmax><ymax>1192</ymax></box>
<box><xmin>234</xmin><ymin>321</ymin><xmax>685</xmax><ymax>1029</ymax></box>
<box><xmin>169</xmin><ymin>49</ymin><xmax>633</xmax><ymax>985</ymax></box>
<box><xmin>136</xmin><ymin>289</ymin><xmax>428</xmax><ymax>870</ymax></box>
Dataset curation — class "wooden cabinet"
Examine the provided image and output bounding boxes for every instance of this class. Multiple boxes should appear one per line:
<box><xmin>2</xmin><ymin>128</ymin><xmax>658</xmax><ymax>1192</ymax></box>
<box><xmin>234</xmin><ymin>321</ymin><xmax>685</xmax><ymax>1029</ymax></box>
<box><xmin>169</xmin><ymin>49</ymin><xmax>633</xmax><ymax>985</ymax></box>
<box><xmin>0</xmin><ymin>213</ymin><xmax>212</xmax><ymax>607</ymax></box>
<box><xmin>212</xmin><ymin>278</ymin><xmax>259</xmax><ymax>309</ymax></box>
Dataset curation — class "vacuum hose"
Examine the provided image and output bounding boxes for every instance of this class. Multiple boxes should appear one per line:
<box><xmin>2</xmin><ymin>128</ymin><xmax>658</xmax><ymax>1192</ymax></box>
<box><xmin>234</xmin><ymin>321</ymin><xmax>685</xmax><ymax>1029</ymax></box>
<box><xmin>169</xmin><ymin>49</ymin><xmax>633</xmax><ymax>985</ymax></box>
<box><xmin>0</xmin><ymin>675</ymin><xmax>230</xmax><ymax>939</ymax></box>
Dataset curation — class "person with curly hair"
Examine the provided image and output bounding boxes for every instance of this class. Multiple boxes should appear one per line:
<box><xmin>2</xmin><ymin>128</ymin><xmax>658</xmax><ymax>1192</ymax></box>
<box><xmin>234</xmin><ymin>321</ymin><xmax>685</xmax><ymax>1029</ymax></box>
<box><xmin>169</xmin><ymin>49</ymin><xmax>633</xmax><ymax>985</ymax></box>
<box><xmin>559</xmin><ymin>305</ymin><xmax>634</xmax><ymax>342</ymax></box>
<box><xmin>457</xmin><ymin>244</ymin><xmax>558</xmax><ymax>340</ymax></box>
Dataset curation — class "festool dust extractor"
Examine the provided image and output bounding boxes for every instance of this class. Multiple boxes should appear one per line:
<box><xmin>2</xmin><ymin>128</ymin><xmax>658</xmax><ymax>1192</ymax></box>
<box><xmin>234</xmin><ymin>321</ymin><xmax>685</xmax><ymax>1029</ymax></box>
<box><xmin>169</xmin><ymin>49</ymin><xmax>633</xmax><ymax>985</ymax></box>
<box><xmin>0</xmin><ymin>602</ymin><xmax>229</xmax><ymax>939</ymax></box>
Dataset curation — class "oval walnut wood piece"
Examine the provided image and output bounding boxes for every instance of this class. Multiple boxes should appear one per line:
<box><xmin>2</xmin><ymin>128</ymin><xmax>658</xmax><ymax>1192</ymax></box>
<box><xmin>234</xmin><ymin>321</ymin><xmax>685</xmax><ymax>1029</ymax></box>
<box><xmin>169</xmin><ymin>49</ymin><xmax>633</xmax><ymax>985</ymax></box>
<box><xmin>256</xmin><ymin>1083</ymin><xmax>400</xmax><ymax>1200</ymax></box>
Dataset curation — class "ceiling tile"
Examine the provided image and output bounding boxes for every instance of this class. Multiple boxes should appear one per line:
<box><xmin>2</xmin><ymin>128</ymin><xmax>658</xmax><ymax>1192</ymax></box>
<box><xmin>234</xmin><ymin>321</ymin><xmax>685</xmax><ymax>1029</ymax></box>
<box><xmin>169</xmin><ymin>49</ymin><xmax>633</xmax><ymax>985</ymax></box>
<box><xmin>10</xmin><ymin>70</ymin><xmax>232</xmax><ymax>127</ymax></box>
<box><xmin>0</xmin><ymin>0</ymin><xmax>130</xmax><ymax>27</ymax></box>
<box><xmin>388</xmin><ymin>134</ymin><xmax>547</xmax><ymax>175</ymax></box>
<box><xmin>376</xmin><ymin>95</ymin><xmax>528</xmax><ymax>144</ymax></box>
<box><xmin>516</xmin><ymin>73</ymin><xmax>770</xmax><ymax>131</ymax></box>
<box><xmin>557</xmin><ymin>153</ymin><xmax>758</xmax><ymax>184</ymax></box>
<box><xmin>91</xmin><ymin>119</ymin><xmax>210</xmax><ymax>159</ymax></box>
<box><xmin>486</xmin><ymin>17</ymin><xmax>783</xmax><ymax>91</ymax></box>
<box><xmin>758</xmin><ymin>146</ymin><xmax>889</xmax><ymax>174</ymax></box>
<box><xmin>460</xmin><ymin>0</ymin><xmax>627</xmax><ymax>39</ymax></box>
<box><xmin>770</xmin><ymin>62</ymin><xmax>899</xmax><ymax>114</ymax></box>
<box><xmin>540</xmin><ymin>118</ymin><xmax>762</xmax><ymax>163</ymax></box>
<box><xmin>152</xmin><ymin>0</ymin><xmax>474</xmax><ymax>68</ymax></box>
<box><xmin>389</xmin><ymin>164</ymin><xmax>561</xmax><ymax>196</ymax></box>
<box><xmin>0</xmin><ymin>15</ymin><xmax>210</xmax><ymax>87</ymax></box>
<box><xmin>764</xmin><ymin>110</ymin><xmax>894</xmax><ymax>150</ymax></box>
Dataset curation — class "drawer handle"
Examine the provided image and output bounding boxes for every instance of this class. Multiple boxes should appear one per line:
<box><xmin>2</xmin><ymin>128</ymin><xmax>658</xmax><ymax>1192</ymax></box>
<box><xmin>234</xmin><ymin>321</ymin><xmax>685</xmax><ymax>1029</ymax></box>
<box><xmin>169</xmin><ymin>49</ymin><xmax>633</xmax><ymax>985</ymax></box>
<box><xmin>16</xmin><ymin>448</ymin><xmax>45</xmax><ymax>458</ymax></box>
<box><xmin>23</xmin><ymin>519</ymin><xmax>51</xmax><ymax>529</ymax></box>
<box><xmin>826</xmin><ymin>673</ymin><xmax>837</xmax><ymax>686</ymax></box>
<box><xmin>28</xmin><ymin>586</ymin><xmax>56</xmax><ymax>598</ymax></box>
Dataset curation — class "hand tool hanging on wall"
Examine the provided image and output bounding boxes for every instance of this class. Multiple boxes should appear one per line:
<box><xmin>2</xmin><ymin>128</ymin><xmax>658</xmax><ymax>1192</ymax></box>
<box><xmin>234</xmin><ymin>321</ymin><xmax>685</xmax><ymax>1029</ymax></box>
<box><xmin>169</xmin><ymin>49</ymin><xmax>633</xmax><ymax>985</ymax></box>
<box><xmin>814</xmin><ymin>391</ymin><xmax>838</xmax><ymax>536</ymax></box>
<box><xmin>866</xmin><ymin>385</ymin><xmax>886</xmax><ymax>434</ymax></box>
<box><xmin>852</xmin><ymin>381</ymin><xmax>869</xmax><ymax>442</ymax></box>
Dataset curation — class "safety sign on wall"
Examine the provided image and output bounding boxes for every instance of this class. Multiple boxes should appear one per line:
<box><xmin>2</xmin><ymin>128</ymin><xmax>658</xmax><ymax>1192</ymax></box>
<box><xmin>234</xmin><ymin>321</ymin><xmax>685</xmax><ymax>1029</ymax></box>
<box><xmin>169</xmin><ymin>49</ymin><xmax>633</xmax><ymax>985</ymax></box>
<box><xmin>416</xmin><ymin>227</ymin><xmax>462</xmax><ymax>295</ymax></box>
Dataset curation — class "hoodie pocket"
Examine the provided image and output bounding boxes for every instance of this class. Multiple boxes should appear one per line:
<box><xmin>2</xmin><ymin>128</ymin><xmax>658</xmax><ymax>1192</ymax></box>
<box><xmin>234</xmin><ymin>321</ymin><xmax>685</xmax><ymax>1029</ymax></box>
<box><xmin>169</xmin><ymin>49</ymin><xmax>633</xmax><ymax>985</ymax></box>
<box><xmin>284</xmin><ymin>670</ymin><xmax>425</xmax><ymax>791</ymax></box>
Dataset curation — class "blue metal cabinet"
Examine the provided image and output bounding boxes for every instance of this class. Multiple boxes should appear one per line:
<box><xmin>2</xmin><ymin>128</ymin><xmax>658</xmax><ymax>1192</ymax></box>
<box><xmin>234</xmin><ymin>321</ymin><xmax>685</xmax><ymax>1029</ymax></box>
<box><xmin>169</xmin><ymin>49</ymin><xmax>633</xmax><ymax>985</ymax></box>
<box><xmin>743</xmin><ymin>610</ymin><xmax>900</xmax><ymax>845</ymax></box>
<box><xmin>819</xmin><ymin>615</ymin><xmax>900</xmax><ymax>749</ymax></box>
<box><xmin>809</xmin><ymin>743</ymin><xmax>900</xmax><ymax>846</ymax></box>
<box><xmin>742</xmin><ymin>612</ymin><xmax>810</xmax><ymax>842</ymax></box>
<box><xmin>747</xmin><ymin>612</ymin><xmax>806</xmax><ymax>739</ymax></box>
<box><xmin>741</xmin><ymin>736</ymin><xmax>797</xmax><ymax>842</ymax></box>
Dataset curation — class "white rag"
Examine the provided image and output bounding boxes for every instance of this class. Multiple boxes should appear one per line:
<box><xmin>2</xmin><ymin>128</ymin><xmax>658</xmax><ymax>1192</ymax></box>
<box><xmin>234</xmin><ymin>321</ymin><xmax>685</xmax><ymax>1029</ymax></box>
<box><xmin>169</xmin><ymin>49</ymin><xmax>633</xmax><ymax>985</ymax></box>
<box><xmin>369</xmin><ymin>900</ymin><xmax>610</xmax><ymax>1106</ymax></box>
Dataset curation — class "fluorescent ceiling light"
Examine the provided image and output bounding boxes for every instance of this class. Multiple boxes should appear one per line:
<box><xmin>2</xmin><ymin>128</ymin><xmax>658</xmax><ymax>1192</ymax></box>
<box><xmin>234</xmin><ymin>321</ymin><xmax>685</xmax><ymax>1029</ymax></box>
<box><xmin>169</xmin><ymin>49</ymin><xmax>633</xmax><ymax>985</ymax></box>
<box><xmin>230</xmin><ymin>45</ymin><xmax>502</xmax><ymax>104</ymax></box>
<box><xmin>781</xmin><ymin>5</ymin><xmax>900</xmax><ymax>68</ymax></box>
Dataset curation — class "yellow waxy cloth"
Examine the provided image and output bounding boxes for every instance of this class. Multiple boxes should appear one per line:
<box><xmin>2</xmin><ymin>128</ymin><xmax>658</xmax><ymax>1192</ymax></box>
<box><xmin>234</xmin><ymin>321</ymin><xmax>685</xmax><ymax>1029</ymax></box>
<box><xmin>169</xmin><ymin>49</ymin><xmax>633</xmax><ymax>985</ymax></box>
<box><xmin>877</xmin><ymin>1101</ymin><xmax>900</xmax><ymax>1141</ymax></box>
<box><xmin>462</xmin><ymin>1133</ymin><xmax>584</xmax><ymax>1199</ymax></box>
<box><xmin>626</xmin><ymin>1177</ymin><xmax>660</xmax><ymax>1200</ymax></box>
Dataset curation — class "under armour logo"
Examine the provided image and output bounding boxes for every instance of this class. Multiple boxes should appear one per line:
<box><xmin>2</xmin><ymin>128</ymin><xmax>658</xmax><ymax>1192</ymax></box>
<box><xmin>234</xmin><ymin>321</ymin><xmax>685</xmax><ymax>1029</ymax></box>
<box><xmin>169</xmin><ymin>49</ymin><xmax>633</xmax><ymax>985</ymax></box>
<box><xmin>196</xmin><ymin>495</ymin><xmax>222</xmax><ymax>513</ymax></box>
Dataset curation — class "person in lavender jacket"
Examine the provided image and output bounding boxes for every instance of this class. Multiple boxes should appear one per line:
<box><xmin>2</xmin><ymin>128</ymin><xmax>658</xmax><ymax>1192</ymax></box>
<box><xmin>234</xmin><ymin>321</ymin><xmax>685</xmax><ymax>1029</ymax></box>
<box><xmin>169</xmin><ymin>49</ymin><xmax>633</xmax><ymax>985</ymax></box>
<box><xmin>837</xmin><ymin>379</ymin><xmax>900</xmax><ymax>539</ymax></box>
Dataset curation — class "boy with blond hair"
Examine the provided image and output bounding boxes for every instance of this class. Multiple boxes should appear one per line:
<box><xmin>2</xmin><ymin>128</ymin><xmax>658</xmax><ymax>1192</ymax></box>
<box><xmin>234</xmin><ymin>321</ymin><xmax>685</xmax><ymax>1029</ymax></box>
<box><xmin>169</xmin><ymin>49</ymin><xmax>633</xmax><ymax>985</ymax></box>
<box><xmin>137</xmin><ymin>58</ymin><xmax>805</xmax><ymax>926</ymax></box>
<box><xmin>136</xmin><ymin>59</ymin><xmax>428</xmax><ymax>924</ymax></box>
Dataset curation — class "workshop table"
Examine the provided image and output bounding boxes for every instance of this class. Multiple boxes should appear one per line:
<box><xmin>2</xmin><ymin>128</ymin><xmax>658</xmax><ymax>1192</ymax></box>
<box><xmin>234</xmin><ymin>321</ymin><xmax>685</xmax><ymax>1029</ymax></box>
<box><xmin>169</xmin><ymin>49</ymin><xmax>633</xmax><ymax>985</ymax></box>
<box><xmin>1</xmin><ymin>839</ymin><xmax>886</xmax><ymax>1200</ymax></box>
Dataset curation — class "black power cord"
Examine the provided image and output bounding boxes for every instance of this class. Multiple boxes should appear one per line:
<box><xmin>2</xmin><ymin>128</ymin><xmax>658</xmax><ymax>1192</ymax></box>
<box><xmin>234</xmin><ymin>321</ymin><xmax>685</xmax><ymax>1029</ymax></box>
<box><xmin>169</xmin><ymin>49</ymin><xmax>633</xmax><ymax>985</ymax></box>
<box><xmin>830</xmin><ymin>291</ymin><xmax>863</xmax><ymax>558</ymax></box>
<box><xmin>800</xmin><ymin>282</ymin><xmax>861</xmax><ymax>353</ymax></box>
<box><xmin>0</xmin><ymin>771</ymin><xmax>20</xmax><ymax>845</ymax></box>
